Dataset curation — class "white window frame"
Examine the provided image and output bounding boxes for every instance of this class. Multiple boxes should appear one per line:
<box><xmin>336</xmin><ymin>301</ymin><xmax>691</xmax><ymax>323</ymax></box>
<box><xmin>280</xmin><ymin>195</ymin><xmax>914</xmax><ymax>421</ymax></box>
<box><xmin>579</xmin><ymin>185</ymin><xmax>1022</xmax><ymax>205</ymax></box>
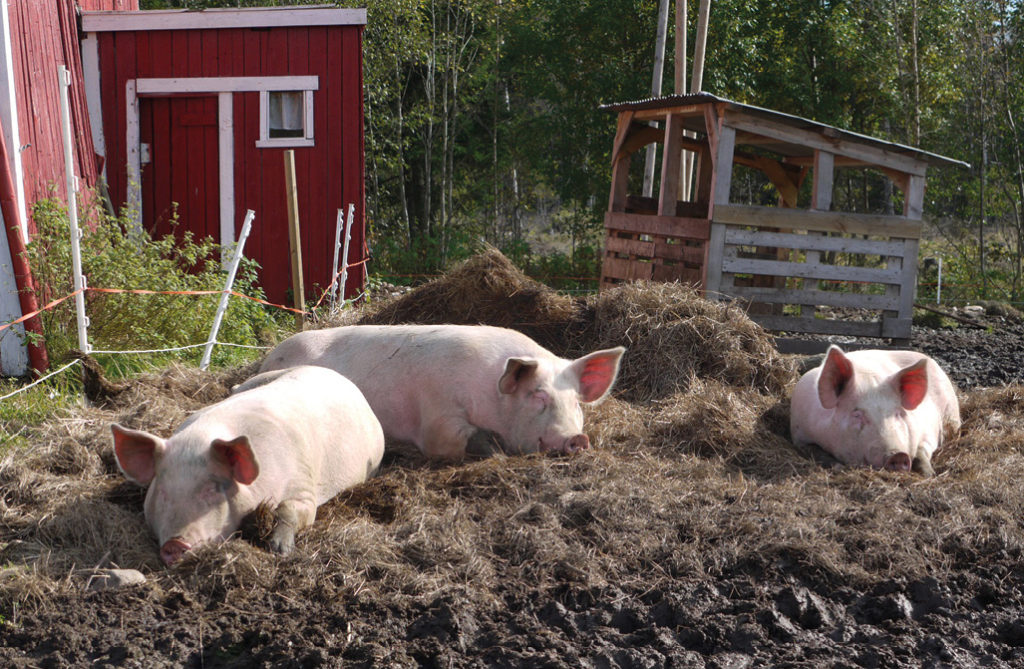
<box><xmin>256</xmin><ymin>89</ymin><xmax>315</xmax><ymax>148</ymax></box>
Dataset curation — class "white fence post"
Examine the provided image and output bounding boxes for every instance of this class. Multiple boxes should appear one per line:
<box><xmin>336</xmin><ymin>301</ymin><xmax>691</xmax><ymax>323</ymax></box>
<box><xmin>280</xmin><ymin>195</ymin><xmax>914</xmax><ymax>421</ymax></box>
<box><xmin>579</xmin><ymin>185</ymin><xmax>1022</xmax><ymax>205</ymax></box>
<box><xmin>329</xmin><ymin>207</ymin><xmax>344</xmax><ymax>310</ymax></box>
<box><xmin>200</xmin><ymin>209</ymin><xmax>255</xmax><ymax>370</ymax></box>
<box><xmin>58</xmin><ymin>65</ymin><xmax>90</xmax><ymax>354</ymax></box>
<box><xmin>335</xmin><ymin>203</ymin><xmax>355</xmax><ymax>307</ymax></box>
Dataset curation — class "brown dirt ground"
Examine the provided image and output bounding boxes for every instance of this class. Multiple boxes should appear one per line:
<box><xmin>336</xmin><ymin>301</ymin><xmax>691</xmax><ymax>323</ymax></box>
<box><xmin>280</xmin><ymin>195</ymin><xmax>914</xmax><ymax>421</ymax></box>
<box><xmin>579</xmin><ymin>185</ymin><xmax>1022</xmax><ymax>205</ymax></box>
<box><xmin>3</xmin><ymin>251</ymin><xmax>1024</xmax><ymax>668</ymax></box>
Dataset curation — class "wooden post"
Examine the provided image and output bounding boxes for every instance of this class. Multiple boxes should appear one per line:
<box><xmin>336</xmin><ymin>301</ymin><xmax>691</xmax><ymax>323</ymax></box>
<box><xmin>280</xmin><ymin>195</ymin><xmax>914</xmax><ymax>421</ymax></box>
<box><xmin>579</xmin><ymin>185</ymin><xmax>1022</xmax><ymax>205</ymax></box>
<box><xmin>642</xmin><ymin>0</ymin><xmax>672</xmax><ymax>198</ymax></box>
<box><xmin>284</xmin><ymin>150</ymin><xmax>305</xmax><ymax>329</ymax></box>
<box><xmin>682</xmin><ymin>0</ymin><xmax>711</xmax><ymax>199</ymax></box>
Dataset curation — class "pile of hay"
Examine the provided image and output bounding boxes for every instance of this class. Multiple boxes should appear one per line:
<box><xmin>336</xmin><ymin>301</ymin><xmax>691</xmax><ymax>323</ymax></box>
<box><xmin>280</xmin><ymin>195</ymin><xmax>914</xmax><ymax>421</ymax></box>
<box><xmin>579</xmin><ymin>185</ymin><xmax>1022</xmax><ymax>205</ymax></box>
<box><xmin>357</xmin><ymin>247</ymin><xmax>581</xmax><ymax>352</ymax></box>
<box><xmin>5</xmin><ymin>247</ymin><xmax>1024</xmax><ymax>666</ymax></box>
<box><xmin>361</xmin><ymin>248</ymin><xmax>794</xmax><ymax>399</ymax></box>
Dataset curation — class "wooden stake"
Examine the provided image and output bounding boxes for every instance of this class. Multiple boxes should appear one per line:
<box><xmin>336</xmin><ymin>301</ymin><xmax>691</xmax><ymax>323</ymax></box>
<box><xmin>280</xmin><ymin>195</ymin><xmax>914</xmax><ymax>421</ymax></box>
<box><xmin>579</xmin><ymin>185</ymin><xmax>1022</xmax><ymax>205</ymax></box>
<box><xmin>284</xmin><ymin>150</ymin><xmax>305</xmax><ymax>329</ymax></box>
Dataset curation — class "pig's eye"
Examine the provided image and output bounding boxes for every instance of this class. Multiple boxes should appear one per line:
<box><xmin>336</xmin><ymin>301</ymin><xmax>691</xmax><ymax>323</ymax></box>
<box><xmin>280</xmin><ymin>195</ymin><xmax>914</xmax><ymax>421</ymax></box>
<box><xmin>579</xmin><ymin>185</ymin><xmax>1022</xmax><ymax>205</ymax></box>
<box><xmin>213</xmin><ymin>479</ymin><xmax>230</xmax><ymax>494</ymax></box>
<box><xmin>531</xmin><ymin>389</ymin><xmax>550</xmax><ymax>412</ymax></box>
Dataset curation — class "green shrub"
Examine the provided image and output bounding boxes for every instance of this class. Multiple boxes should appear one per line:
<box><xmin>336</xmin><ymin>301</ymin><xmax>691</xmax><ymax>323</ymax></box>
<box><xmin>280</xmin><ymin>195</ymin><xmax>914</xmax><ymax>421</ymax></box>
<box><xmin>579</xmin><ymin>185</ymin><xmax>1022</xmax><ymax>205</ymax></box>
<box><xmin>23</xmin><ymin>196</ymin><xmax>281</xmax><ymax>375</ymax></box>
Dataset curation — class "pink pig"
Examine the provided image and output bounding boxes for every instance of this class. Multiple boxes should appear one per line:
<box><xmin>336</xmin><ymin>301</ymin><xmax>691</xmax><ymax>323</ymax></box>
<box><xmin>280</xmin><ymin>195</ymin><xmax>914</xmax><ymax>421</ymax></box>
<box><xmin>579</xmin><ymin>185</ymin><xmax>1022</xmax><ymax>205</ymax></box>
<box><xmin>790</xmin><ymin>345</ymin><xmax>960</xmax><ymax>476</ymax></box>
<box><xmin>112</xmin><ymin>366</ymin><xmax>384</xmax><ymax>565</ymax></box>
<box><xmin>258</xmin><ymin>324</ymin><xmax>625</xmax><ymax>460</ymax></box>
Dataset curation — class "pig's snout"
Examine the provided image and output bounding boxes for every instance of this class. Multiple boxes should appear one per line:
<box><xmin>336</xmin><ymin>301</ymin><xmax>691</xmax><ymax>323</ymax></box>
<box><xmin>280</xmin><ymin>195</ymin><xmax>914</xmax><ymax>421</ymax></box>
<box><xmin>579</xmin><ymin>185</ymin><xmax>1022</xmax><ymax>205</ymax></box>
<box><xmin>884</xmin><ymin>452</ymin><xmax>912</xmax><ymax>472</ymax></box>
<box><xmin>568</xmin><ymin>434</ymin><xmax>590</xmax><ymax>452</ymax></box>
<box><xmin>160</xmin><ymin>537</ymin><xmax>191</xmax><ymax>565</ymax></box>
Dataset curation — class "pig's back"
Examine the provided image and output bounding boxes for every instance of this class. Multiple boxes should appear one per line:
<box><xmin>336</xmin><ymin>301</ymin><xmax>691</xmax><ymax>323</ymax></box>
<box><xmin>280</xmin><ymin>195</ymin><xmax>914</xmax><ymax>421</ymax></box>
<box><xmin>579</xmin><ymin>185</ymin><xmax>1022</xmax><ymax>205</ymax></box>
<box><xmin>260</xmin><ymin>325</ymin><xmax>552</xmax><ymax>442</ymax></box>
<box><xmin>192</xmin><ymin>366</ymin><xmax>384</xmax><ymax>503</ymax></box>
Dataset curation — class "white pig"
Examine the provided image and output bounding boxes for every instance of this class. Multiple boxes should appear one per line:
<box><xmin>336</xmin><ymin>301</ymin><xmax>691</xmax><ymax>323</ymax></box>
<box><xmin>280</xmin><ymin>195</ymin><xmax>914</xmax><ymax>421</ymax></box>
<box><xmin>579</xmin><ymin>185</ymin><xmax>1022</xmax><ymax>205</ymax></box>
<box><xmin>112</xmin><ymin>365</ymin><xmax>384</xmax><ymax>565</ymax></box>
<box><xmin>258</xmin><ymin>324</ymin><xmax>625</xmax><ymax>460</ymax></box>
<box><xmin>790</xmin><ymin>345</ymin><xmax>960</xmax><ymax>476</ymax></box>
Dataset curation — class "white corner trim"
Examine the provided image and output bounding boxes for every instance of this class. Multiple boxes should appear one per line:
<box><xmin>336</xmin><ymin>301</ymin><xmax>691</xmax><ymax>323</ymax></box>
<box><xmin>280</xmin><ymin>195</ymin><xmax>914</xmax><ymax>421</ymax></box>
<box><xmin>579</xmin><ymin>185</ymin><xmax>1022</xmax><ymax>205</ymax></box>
<box><xmin>81</xmin><ymin>33</ymin><xmax>106</xmax><ymax>179</ymax></box>
<box><xmin>81</xmin><ymin>8</ymin><xmax>366</xmax><ymax>32</ymax></box>
<box><xmin>125</xmin><ymin>79</ymin><xmax>141</xmax><ymax>234</ymax></box>
<box><xmin>0</xmin><ymin>206</ymin><xmax>28</xmax><ymax>376</ymax></box>
<box><xmin>137</xmin><ymin>76</ymin><xmax>318</xmax><ymax>95</ymax></box>
<box><xmin>218</xmin><ymin>92</ymin><xmax>234</xmax><ymax>262</ymax></box>
<box><xmin>0</xmin><ymin>0</ymin><xmax>27</xmax><ymax>240</ymax></box>
<box><xmin>126</xmin><ymin>80</ymin><xmax>240</xmax><ymax>253</ymax></box>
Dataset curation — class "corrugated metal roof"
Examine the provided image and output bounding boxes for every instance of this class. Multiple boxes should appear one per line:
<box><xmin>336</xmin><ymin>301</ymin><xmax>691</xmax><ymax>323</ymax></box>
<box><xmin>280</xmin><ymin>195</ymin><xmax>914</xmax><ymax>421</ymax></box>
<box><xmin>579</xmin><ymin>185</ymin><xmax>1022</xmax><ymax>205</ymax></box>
<box><xmin>600</xmin><ymin>92</ymin><xmax>969</xmax><ymax>169</ymax></box>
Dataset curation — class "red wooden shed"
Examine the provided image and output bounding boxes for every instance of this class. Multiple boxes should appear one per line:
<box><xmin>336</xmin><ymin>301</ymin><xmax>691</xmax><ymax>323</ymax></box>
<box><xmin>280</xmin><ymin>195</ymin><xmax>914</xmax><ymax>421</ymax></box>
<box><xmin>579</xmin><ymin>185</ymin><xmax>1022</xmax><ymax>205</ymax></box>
<box><xmin>79</xmin><ymin>6</ymin><xmax>367</xmax><ymax>306</ymax></box>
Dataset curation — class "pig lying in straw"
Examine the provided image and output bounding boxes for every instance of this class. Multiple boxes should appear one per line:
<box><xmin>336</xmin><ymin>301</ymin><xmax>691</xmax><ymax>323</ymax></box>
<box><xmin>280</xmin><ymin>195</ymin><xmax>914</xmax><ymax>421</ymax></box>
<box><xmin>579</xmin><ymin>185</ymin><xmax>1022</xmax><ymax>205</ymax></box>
<box><xmin>258</xmin><ymin>324</ymin><xmax>625</xmax><ymax>460</ymax></box>
<box><xmin>112</xmin><ymin>365</ymin><xmax>384</xmax><ymax>565</ymax></box>
<box><xmin>790</xmin><ymin>345</ymin><xmax>960</xmax><ymax>476</ymax></box>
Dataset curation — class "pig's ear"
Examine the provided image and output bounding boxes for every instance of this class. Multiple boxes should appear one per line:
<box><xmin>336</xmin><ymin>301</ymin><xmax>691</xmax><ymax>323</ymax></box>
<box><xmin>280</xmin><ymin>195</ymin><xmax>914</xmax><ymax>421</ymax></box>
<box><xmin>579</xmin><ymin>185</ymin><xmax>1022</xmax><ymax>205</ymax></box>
<box><xmin>211</xmin><ymin>436</ymin><xmax>260</xmax><ymax>485</ymax></box>
<box><xmin>895</xmin><ymin>358</ymin><xmax>929</xmax><ymax>410</ymax></box>
<box><xmin>570</xmin><ymin>346</ymin><xmax>626</xmax><ymax>403</ymax></box>
<box><xmin>111</xmin><ymin>423</ymin><xmax>165</xmax><ymax>486</ymax></box>
<box><xmin>499</xmin><ymin>357</ymin><xmax>539</xmax><ymax>395</ymax></box>
<box><xmin>817</xmin><ymin>345</ymin><xmax>854</xmax><ymax>409</ymax></box>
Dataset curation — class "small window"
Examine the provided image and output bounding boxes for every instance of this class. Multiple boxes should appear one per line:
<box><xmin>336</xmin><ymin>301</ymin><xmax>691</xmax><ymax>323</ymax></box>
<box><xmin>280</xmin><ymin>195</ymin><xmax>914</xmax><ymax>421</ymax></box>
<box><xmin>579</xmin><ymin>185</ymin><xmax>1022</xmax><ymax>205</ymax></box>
<box><xmin>257</xmin><ymin>89</ymin><xmax>314</xmax><ymax>147</ymax></box>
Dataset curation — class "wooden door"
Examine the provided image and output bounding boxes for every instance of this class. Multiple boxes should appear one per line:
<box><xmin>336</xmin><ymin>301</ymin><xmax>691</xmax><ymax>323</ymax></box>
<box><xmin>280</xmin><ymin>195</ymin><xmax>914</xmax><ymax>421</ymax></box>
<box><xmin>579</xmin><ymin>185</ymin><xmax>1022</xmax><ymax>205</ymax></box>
<box><xmin>139</xmin><ymin>96</ymin><xmax>220</xmax><ymax>243</ymax></box>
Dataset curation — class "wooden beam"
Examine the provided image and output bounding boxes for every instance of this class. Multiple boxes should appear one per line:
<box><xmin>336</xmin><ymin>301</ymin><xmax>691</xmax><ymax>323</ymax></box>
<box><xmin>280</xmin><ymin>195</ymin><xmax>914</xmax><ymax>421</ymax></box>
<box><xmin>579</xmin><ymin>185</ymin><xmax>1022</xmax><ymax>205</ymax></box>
<box><xmin>728</xmin><ymin>285</ymin><xmax>901</xmax><ymax>310</ymax></box>
<box><xmin>608</xmin><ymin>113</ymin><xmax>634</xmax><ymax>212</ymax></box>
<box><xmin>658</xmin><ymin>114</ymin><xmax>685</xmax><ymax>215</ymax></box>
<box><xmin>721</xmin><ymin>255</ymin><xmax>901</xmax><ymax>284</ymax></box>
<box><xmin>605</xmin><ymin>211</ymin><xmax>710</xmax><ymax>240</ymax></box>
<box><xmin>723</xmin><ymin>110</ymin><xmax>928</xmax><ymax>176</ymax></box>
<box><xmin>713</xmin><ymin>204</ymin><xmax>922</xmax><ymax>238</ymax></box>
<box><xmin>724</xmin><ymin>228</ymin><xmax>905</xmax><ymax>255</ymax></box>
<box><xmin>750</xmin><ymin>315</ymin><xmax>886</xmax><ymax>337</ymax></box>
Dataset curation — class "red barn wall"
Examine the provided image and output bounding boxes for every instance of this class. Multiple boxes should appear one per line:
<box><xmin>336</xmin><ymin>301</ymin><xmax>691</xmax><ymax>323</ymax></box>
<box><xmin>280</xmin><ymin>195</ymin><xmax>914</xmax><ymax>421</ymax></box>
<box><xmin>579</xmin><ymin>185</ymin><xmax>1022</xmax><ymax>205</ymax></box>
<box><xmin>92</xmin><ymin>21</ymin><xmax>366</xmax><ymax>305</ymax></box>
<box><xmin>5</xmin><ymin>0</ymin><xmax>131</xmax><ymax>229</ymax></box>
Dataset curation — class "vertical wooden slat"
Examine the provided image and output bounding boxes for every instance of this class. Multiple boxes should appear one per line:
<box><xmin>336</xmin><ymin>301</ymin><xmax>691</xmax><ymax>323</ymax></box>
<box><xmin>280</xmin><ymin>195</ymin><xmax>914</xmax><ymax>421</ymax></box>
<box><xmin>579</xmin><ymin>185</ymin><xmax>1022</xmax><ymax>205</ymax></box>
<box><xmin>704</xmin><ymin>123</ymin><xmax>735</xmax><ymax>297</ymax></box>
<box><xmin>608</xmin><ymin>111</ymin><xmax>633</xmax><ymax>213</ymax></box>
<box><xmin>657</xmin><ymin>113</ymin><xmax>683</xmax><ymax>217</ymax></box>
<box><xmin>802</xmin><ymin>150</ymin><xmax>834</xmax><ymax>317</ymax></box>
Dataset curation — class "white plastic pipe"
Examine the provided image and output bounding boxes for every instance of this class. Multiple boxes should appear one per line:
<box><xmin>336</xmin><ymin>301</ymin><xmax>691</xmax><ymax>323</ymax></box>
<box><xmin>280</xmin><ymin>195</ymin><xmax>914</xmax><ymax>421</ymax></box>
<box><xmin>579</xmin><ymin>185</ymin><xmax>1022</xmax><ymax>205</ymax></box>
<box><xmin>936</xmin><ymin>256</ymin><xmax>943</xmax><ymax>304</ymax></box>
<box><xmin>336</xmin><ymin>203</ymin><xmax>355</xmax><ymax>307</ymax></box>
<box><xmin>58</xmin><ymin>65</ymin><xmax>90</xmax><ymax>354</ymax></box>
<box><xmin>200</xmin><ymin>209</ymin><xmax>255</xmax><ymax>370</ymax></box>
<box><xmin>329</xmin><ymin>207</ymin><xmax>344</xmax><ymax>310</ymax></box>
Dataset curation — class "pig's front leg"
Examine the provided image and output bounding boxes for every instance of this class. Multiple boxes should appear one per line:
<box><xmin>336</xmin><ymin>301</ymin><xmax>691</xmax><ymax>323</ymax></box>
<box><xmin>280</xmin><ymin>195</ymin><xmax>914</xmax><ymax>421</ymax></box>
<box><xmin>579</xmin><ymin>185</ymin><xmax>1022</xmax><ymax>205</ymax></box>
<box><xmin>269</xmin><ymin>496</ymin><xmax>317</xmax><ymax>555</ymax></box>
<box><xmin>465</xmin><ymin>428</ymin><xmax>506</xmax><ymax>458</ymax></box>
<box><xmin>912</xmin><ymin>447</ymin><xmax>935</xmax><ymax>477</ymax></box>
<box><xmin>421</xmin><ymin>416</ymin><xmax>477</xmax><ymax>460</ymax></box>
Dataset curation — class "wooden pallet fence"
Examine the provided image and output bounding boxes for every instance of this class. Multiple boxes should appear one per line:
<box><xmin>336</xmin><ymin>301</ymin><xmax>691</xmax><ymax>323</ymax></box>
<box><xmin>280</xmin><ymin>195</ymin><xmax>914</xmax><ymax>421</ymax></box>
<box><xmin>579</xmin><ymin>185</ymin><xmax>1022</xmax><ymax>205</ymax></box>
<box><xmin>601</xmin><ymin>211</ymin><xmax>710</xmax><ymax>289</ymax></box>
<box><xmin>708</xmin><ymin>204</ymin><xmax>921</xmax><ymax>339</ymax></box>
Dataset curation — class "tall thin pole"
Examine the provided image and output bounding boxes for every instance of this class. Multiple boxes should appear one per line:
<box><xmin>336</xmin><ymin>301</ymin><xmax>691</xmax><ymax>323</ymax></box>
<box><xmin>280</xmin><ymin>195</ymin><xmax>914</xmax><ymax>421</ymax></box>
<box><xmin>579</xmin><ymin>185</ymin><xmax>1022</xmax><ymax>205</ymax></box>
<box><xmin>200</xmin><ymin>209</ymin><xmax>254</xmax><ymax>370</ymax></box>
<box><xmin>57</xmin><ymin>65</ymin><xmax>89</xmax><ymax>354</ymax></box>
<box><xmin>284</xmin><ymin>150</ymin><xmax>305</xmax><ymax>328</ymax></box>
<box><xmin>682</xmin><ymin>0</ymin><xmax>711</xmax><ymax>199</ymax></box>
<box><xmin>676</xmin><ymin>0</ymin><xmax>690</xmax><ymax>200</ymax></box>
<box><xmin>642</xmin><ymin>0</ymin><xmax>672</xmax><ymax>198</ymax></box>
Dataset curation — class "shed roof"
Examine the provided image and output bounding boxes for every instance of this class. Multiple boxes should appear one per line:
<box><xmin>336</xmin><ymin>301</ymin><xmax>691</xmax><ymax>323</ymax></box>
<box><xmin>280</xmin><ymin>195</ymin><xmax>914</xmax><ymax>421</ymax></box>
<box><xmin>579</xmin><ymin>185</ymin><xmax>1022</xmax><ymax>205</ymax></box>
<box><xmin>601</xmin><ymin>92</ymin><xmax>968</xmax><ymax>170</ymax></box>
<box><xmin>81</xmin><ymin>5</ymin><xmax>365</xmax><ymax>32</ymax></box>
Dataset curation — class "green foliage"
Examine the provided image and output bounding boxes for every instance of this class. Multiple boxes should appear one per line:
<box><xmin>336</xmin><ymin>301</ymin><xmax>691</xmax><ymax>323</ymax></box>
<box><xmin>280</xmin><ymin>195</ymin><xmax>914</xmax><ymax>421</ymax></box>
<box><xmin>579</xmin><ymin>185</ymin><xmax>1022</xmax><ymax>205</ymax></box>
<box><xmin>110</xmin><ymin>1</ymin><xmax>1024</xmax><ymax>305</ymax></box>
<box><xmin>24</xmin><ymin>196</ymin><xmax>279</xmax><ymax>375</ymax></box>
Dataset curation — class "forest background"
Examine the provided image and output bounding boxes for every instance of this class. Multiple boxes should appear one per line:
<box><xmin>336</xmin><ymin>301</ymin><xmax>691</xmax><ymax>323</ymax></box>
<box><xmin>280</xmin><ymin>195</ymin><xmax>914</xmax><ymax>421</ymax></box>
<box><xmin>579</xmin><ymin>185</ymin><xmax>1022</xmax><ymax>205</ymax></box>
<box><xmin>142</xmin><ymin>0</ymin><xmax>1024</xmax><ymax>305</ymax></box>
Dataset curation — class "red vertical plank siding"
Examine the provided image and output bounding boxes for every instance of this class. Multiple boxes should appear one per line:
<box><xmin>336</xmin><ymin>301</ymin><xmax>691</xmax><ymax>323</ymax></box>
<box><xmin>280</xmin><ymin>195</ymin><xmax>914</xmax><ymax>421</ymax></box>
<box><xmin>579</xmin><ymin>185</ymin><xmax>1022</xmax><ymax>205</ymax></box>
<box><xmin>326</xmin><ymin>26</ymin><xmax>345</xmax><ymax>296</ymax></box>
<box><xmin>308</xmin><ymin>26</ymin><xmax>329</xmax><ymax>295</ymax></box>
<box><xmin>341</xmin><ymin>26</ymin><xmax>366</xmax><ymax>298</ymax></box>
<box><xmin>88</xmin><ymin>17</ymin><xmax>365</xmax><ymax>305</ymax></box>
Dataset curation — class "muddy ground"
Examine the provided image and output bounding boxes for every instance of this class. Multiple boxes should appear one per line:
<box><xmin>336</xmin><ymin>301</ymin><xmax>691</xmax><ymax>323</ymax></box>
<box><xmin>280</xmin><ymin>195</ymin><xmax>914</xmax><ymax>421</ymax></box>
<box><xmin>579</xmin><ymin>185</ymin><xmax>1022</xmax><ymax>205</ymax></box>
<box><xmin>2</xmin><ymin>262</ymin><xmax>1024</xmax><ymax>668</ymax></box>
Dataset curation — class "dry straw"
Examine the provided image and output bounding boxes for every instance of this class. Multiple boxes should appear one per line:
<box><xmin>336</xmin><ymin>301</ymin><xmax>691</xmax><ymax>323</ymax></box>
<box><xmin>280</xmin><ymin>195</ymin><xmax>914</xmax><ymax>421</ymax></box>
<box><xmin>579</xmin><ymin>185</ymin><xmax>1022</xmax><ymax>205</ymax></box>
<box><xmin>1</xmin><ymin>249</ymin><xmax>1022</xmax><ymax>621</ymax></box>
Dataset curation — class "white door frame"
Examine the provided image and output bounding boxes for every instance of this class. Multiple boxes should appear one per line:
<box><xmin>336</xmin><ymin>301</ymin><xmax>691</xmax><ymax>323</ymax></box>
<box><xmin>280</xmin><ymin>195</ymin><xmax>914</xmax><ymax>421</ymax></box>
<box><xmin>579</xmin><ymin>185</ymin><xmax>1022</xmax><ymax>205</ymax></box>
<box><xmin>125</xmin><ymin>75</ymin><xmax>318</xmax><ymax>251</ymax></box>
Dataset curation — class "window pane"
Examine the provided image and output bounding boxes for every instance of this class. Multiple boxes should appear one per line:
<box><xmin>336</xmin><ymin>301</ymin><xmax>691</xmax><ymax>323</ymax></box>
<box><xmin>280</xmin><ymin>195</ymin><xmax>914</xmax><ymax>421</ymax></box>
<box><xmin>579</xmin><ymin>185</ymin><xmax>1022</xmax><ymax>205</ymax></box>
<box><xmin>269</xmin><ymin>91</ymin><xmax>304</xmax><ymax>138</ymax></box>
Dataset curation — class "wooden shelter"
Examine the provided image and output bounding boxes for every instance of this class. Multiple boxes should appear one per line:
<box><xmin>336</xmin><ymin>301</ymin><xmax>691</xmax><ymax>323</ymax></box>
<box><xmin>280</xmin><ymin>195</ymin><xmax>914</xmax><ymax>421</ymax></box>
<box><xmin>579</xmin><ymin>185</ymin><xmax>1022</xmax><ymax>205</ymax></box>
<box><xmin>601</xmin><ymin>92</ymin><xmax>967</xmax><ymax>340</ymax></box>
